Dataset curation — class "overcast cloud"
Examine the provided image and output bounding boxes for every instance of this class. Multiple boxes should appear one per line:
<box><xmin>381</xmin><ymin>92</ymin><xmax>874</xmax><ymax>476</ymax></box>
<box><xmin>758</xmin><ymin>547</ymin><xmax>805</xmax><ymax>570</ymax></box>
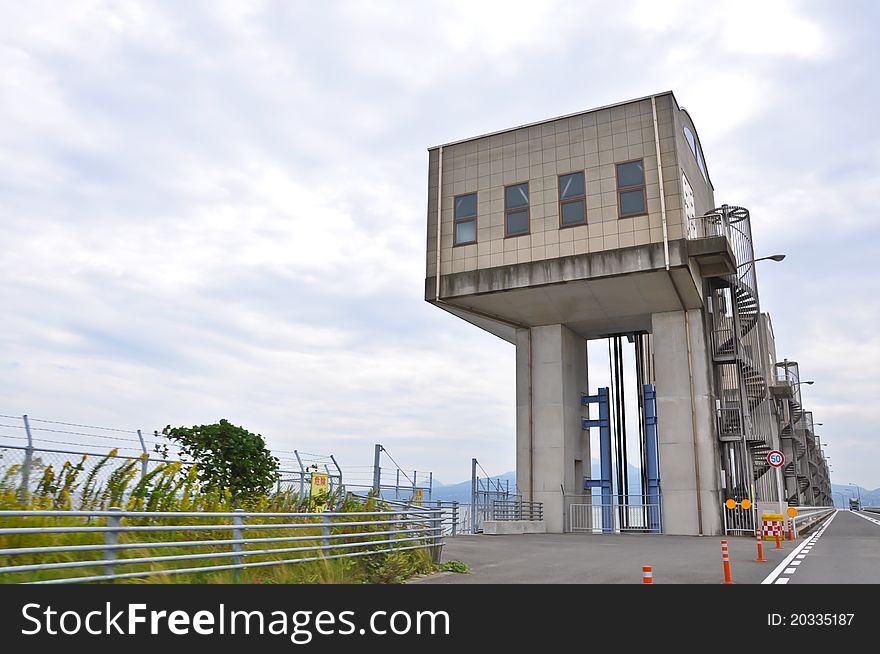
<box><xmin>1</xmin><ymin>0</ymin><xmax>877</xmax><ymax>487</ymax></box>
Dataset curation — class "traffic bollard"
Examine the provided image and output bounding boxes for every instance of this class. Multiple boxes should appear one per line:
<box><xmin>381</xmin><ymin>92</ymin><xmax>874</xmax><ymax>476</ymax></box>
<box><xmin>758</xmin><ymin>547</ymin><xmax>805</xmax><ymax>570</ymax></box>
<box><xmin>721</xmin><ymin>540</ymin><xmax>734</xmax><ymax>584</ymax></box>
<box><xmin>642</xmin><ymin>565</ymin><xmax>653</xmax><ymax>584</ymax></box>
<box><xmin>754</xmin><ymin>531</ymin><xmax>767</xmax><ymax>563</ymax></box>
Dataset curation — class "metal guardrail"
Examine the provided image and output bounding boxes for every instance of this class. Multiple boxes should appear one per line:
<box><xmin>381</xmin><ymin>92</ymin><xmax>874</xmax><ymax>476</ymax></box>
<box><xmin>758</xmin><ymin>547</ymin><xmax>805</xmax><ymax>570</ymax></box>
<box><xmin>348</xmin><ymin>494</ymin><xmax>461</xmax><ymax>536</ymax></box>
<box><xmin>490</xmin><ymin>500</ymin><xmax>543</xmax><ymax>522</ymax></box>
<box><xmin>0</xmin><ymin>507</ymin><xmax>444</xmax><ymax>584</ymax></box>
<box><xmin>791</xmin><ymin>507</ymin><xmax>834</xmax><ymax>534</ymax></box>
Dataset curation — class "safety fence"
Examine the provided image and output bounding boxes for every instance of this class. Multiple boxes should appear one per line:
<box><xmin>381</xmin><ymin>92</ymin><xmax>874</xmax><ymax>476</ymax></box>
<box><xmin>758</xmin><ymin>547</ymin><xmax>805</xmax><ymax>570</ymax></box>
<box><xmin>490</xmin><ymin>500</ymin><xmax>543</xmax><ymax>522</ymax></box>
<box><xmin>723</xmin><ymin>503</ymin><xmax>835</xmax><ymax>536</ymax></box>
<box><xmin>792</xmin><ymin>507</ymin><xmax>834</xmax><ymax>533</ymax></box>
<box><xmin>1</xmin><ymin>415</ymin><xmax>438</xmax><ymax>507</ymax></box>
<box><xmin>722</xmin><ymin>502</ymin><xmax>756</xmax><ymax>535</ymax></box>
<box><xmin>0</xmin><ymin>506</ymin><xmax>443</xmax><ymax>584</ymax></box>
<box><xmin>565</xmin><ymin>495</ymin><xmax>662</xmax><ymax>534</ymax></box>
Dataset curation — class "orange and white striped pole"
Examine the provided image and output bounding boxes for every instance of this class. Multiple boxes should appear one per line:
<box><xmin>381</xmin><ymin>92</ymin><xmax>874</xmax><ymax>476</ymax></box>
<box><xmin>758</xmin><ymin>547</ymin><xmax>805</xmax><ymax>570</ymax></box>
<box><xmin>643</xmin><ymin>565</ymin><xmax>653</xmax><ymax>584</ymax></box>
<box><xmin>787</xmin><ymin>518</ymin><xmax>794</xmax><ymax>541</ymax></box>
<box><xmin>754</xmin><ymin>531</ymin><xmax>767</xmax><ymax>563</ymax></box>
<box><xmin>775</xmin><ymin>526</ymin><xmax>782</xmax><ymax>549</ymax></box>
<box><xmin>721</xmin><ymin>539</ymin><xmax>733</xmax><ymax>584</ymax></box>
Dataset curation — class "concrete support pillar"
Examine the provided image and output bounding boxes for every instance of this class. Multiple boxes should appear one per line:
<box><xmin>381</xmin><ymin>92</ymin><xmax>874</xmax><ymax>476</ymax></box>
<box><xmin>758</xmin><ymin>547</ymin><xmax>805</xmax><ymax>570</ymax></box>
<box><xmin>515</xmin><ymin>324</ymin><xmax>588</xmax><ymax>533</ymax></box>
<box><xmin>651</xmin><ymin>310</ymin><xmax>723</xmax><ymax>535</ymax></box>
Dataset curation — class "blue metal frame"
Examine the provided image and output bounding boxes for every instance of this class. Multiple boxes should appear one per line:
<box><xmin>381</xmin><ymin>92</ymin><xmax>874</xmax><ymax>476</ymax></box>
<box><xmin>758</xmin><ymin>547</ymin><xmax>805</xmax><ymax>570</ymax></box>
<box><xmin>582</xmin><ymin>387</ymin><xmax>613</xmax><ymax>532</ymax></box>
<box><xmin>643</xmin><ymin>383</ymin><xmax>662</xmax><ymax>532</ymax></box>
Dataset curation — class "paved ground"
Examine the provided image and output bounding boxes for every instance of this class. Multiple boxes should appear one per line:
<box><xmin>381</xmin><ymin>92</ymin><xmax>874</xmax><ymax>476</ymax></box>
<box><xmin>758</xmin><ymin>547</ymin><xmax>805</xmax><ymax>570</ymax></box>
<box><xmin>766</xmin><ymin>510</ymin><xmax>880</xmax><ymax>584</ymax></box>
<box><xmin>413</xmin><ymin>527</ymin><xmax>807</xmax><ymax>584</ymax></box>
<box><xmin>414</xmin><ymin>510</ymin><xmax>879</xmax><ymax>584</ymax></box>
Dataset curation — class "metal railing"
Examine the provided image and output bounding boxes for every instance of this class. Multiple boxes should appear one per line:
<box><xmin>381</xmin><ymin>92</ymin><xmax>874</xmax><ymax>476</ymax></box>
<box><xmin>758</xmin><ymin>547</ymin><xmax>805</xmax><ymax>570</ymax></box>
<box><xmin>565</xmin><ymin>495</ymin><xmax>662</xmax><ymax>534</ymax></box>
<box><xmin>0</xmin><ymin>507</ymin><xmax>444</xmax><ymax>584</ymax></box>
<box><xmin>350</xmin><ymin>494</ymin><xmax>461</xmax><ymax>536</ymax></box>
<box><xmin>723</xmin><ymin>504</ymin><xmax>834</xmax><ymax>536</ymax></box>
<box><xmin>489</xmin><ymin>500</ymin><xmax>543</xmax><ymax>522</ymax></box>
<box><xmin>791</xmin><ymin>506</ymin><xmax>834</xmax><ymax>533</ymax></box>
<box><xmin>687</xmin><ymin>211</ymin><xmax>728</xmax><ymax>240</ymax></box>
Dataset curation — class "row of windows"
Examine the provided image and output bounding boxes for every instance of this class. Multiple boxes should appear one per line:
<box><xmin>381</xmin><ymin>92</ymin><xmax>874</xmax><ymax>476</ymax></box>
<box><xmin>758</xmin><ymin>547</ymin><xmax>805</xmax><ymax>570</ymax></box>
<box><xmin>453</xmin><ymin>159</ymin><xmax>647</xmax><ymax>245</ymax></box>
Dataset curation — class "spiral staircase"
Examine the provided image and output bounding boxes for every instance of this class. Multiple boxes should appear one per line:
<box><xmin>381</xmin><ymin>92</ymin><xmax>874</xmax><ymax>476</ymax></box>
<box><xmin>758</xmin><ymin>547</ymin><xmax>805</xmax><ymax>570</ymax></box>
<box><xmin>700</xmin><ymin>205</ymin><xmax>776</xmax><ymax>493</ymax></box>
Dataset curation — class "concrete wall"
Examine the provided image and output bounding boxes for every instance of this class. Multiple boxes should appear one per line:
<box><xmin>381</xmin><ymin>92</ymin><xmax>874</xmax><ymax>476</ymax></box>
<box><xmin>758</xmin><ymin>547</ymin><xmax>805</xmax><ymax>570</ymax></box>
<box><xmin>515</xmin><ymin>324</ymin><xmax>588</xmax><ymax>533</ymax></box>
<box><xmin>652</xmin><ymin>309</ymin><xmax>723</xmax><ymax>535</ymax></box>
<box><xmin>426</xmin><ymin>93</ymin><xmax>687</xmax><ymax>279</ymax></box>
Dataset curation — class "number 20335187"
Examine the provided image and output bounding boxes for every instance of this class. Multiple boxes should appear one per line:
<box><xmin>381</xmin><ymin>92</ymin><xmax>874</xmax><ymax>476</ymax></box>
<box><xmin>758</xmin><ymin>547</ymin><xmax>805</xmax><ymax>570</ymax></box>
<box><xmin>768</xmin><ymin>614</ymin><xmax>854</xmax><ymax>627</ymax></box>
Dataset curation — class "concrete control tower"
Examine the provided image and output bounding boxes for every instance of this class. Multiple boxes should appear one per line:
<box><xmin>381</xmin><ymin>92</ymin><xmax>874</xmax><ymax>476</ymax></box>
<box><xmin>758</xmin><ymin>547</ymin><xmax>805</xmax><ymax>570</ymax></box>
<box><xmin>424</xmin><ymin>92</ymin><xmax>827</xmax><ymax>535</ymax></box>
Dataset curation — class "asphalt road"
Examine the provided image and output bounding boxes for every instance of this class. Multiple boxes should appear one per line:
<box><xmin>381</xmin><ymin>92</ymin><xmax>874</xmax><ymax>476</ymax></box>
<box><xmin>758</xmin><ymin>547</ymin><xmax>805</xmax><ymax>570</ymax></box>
<box><xmin>412</xmin><ymin>529</ymin><xmax>803</xmax><ymax>584</ymax></box>
<box><xmin>765</xmin><ymin>510</ymin><xmax>880</xmax><ymax>584</ymax></box>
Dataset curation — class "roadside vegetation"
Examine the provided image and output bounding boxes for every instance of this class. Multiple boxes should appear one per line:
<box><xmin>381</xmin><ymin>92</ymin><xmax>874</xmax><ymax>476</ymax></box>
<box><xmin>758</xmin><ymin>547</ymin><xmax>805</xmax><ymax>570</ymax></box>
<box><xmin>0</xmin><ymin>439</ymin><xmax>438</xmax><ymax>584</ymax></box>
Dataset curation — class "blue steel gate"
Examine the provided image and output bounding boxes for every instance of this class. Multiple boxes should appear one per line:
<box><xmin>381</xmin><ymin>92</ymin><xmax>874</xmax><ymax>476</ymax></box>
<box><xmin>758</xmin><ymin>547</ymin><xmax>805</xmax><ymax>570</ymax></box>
<box><xmin>575</xmin><ymin>384</ymin><xmax>662</xmax><ymax>534</ymax></box>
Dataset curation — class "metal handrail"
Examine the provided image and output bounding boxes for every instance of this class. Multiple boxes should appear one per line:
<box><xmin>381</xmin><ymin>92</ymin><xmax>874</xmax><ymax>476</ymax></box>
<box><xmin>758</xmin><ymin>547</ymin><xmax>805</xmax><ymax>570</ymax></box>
<box><xmin>0</xmin><ymin>507</ymin><xmax>444</xmax><ymax>584</ymax></box>
<box><xmin>489</xmin><ymin>500</ymin><xmax>544</xmax><ymax>521</ymax></box>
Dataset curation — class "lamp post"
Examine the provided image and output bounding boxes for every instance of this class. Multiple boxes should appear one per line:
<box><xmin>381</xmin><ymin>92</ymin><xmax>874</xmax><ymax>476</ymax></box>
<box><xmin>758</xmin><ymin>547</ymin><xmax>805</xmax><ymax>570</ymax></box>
<box><xmin>736</xmin><ymin>254</ymin><xmax>786</xmax><ymax>268</ymax></box>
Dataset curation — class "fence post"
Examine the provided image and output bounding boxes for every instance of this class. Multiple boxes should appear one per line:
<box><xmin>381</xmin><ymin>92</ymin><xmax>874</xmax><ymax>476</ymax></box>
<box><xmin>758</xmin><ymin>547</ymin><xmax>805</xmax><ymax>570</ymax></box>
<box><xmin>451</xmin><ymin>501</ymin><xmax>458</xmax><ymax>537</ymax></box>
<box><xmin>471</xmin><ymin>458</ymin><xmax>478</xmax><ymax>534</ymax></box>
<box><xmin>294</xmin><ymin>450</ymin><xmax>305</xmax><ymax>498</ymax></box>
<box><xmin>20</xmin><ymin>414</ymin><xmax>34</xmax><ymax>499</ymax></box>
<box><xmin>321</xmin><ymin>509</ymin><xmax>332</xmax><ymax>557</ymax></box>
<box><xmin>232</xmin><ymin>508</ymin><xmax>245</xmax><ymax>583</ymax></box>
<box><xmin>372</xmin><ymin>444</ymin><xmax>382</xmax><ymax>493</ymax></box>
<box><xmin>431</xmin><ymin>506</ymin><xmax>442</xmax><ymax>564</ymax></box>
<box><xmin>136</xmin><ymin>429</ymin><xmax>148</xmax><ymax>479</ymax></box>
<box><xmin>104</xmin><ymin>507</ymin><xmax>122</xmax><ymax>578</ymax></box>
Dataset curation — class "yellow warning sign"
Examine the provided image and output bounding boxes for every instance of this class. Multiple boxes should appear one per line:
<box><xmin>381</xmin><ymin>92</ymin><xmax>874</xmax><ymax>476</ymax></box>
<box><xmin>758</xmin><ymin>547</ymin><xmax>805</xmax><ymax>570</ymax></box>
<box><xmin>725</xmin><ymin>499</ymin><xmax>737</xmax><ymax>510</ymax></box>
<box><xmin>786</xmin><ymin>507</ymin><xmax>798</xmax><ymax>518</ymax></box>
<box><xmin>311</xmin><ymin>473</ymin><xmax>329</xmax><ymax>512</ymax></box>
<box><xmin>413</xmin><ymin>488</ymin><xmax>423</xmax><ymax>505</ymax></box>
<box><xmin>741</xmin><ymin>499</ymin><xmax>752</xmax><ymax>510</ymax></box>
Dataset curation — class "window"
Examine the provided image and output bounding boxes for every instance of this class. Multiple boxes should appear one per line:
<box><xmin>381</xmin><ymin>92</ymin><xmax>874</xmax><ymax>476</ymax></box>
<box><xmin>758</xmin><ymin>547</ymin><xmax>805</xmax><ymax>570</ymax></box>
<box><xmin>683</xmin><ymin>125</ymin><xmax>708</xmax><ymax>183</ymax></box>
<box><xmin>558</xmin><ymin>171</ymin><xmax>586</xmax><ymax>227</ymax></box>
<box><xmin>504</xmin><ymin>182</ymin><xmax>529</xmax><ymax>236</ymax></box>
<box><xmin>616</xmin><ymin>159</ymin><xmax>647</xmax><ymax>218</ymax></box>
<box><xmin>453</xmin><ymin>192</ymin><xmax>477</xmax><ymax>245</ymax></box>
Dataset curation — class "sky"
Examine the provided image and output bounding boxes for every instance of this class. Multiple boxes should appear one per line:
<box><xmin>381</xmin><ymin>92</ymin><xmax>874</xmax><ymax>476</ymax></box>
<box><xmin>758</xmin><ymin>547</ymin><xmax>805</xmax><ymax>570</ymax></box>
<box><xmin>1</xmin><ymin>0</ymin><xmax>878</xmax><ymax>489</ymax></box>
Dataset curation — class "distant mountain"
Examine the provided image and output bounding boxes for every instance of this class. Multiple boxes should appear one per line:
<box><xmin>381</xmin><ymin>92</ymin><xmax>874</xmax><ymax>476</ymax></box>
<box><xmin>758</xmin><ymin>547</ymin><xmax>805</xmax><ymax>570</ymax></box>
<box><xmin>430</xmin><ymin>460</ymin><xmax>644</xmax><ymax>502</ymax></box>
<box><xmin>831</xmin><ymin>483</ymin><xmax>879</xmax><ymax>508</ymax></box>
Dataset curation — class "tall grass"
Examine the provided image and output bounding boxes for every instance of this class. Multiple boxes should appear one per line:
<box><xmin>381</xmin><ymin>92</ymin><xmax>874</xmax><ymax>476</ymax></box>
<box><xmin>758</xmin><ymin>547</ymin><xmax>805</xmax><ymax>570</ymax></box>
<box><xmin>0</xmin><ymin>452</ymin><xmax>436</xmax><ymax>584</ymax></box>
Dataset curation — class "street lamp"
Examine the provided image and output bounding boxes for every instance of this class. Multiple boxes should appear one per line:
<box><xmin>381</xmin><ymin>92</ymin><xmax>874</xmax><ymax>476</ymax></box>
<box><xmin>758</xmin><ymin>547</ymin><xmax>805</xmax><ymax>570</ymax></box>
<box><xmin>737</xmin><ymin>254</ymin><xmax>786</xmax><ymax>268</ymax></box>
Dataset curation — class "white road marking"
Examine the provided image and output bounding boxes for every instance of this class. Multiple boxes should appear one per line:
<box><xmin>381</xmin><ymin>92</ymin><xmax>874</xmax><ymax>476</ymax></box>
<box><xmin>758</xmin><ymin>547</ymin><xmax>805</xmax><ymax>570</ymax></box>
<box><xmin>791</xmin><ymin>560</ymin><xmax>802</xmax><ymax>566</ymax></box>
<box><xmin>761</xmin><ymin>510</ymin><xmax>838</xmax><ymax>584</ymax></box>
<box><xmin>784</xmin><ymin>567</ymin><xmax>796</xmax><ymax>574</ymax></box>
<box><xmin>853</xmin><ymin>511</ymin><xmax>880</xmax><ymax>527</ymax></box>
<box><xmin>796</xmin><ymin>555</ymin><xmax>806</xmax><ymax>559</ymax></box>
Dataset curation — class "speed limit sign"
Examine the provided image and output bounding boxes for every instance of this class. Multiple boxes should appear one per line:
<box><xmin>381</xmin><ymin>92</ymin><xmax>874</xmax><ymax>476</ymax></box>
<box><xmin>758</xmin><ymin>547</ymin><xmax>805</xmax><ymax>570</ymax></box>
<box><xmin>767</xmin><ymin>450</ymin><xmax>785</xmax><ymax>467</ymax></box>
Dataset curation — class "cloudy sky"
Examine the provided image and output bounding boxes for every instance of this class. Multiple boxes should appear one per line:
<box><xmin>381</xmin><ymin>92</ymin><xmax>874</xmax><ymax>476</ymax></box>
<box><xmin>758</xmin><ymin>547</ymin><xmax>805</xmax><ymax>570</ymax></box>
<box><xmin>1</xmin><ymin>0</ymin><xmax>877</xmax><ymax>489</ymax></box>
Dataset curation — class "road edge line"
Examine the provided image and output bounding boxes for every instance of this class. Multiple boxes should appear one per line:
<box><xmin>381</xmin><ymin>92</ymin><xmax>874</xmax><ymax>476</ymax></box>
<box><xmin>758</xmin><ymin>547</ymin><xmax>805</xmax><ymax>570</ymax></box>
<box><xmin>760</xmin><ymin>509</ymin><xmax>838</xmax><ymax>585</ymax></box>
<box><xmin>853</xmin><ymin>510</ymin><xmax>880</xmax><ymax>525</ymax></box>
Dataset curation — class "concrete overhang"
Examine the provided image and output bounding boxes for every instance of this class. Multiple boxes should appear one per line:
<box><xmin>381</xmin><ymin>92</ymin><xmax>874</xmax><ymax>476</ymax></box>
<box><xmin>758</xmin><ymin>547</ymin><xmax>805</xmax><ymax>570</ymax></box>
<box><xmin>687</xmin><ymin>235</ymin><xmax>736</xmax><ymax>277</ymax></box>
<box><xmin>425</xmin><ymin>239</ymin><xmax>706</xmax><ymax>343</ymax></box>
